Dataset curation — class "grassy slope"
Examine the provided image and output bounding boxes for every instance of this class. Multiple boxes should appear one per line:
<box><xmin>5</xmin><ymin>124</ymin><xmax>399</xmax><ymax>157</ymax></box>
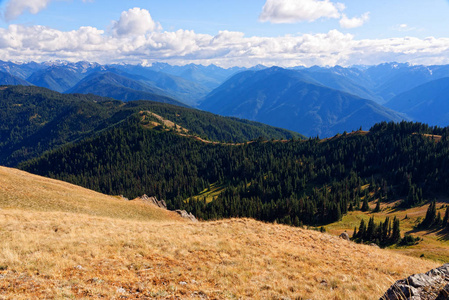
<box><xmin>0</xmin><ymin>166</ymin><xmax>181</xmax><ymax>222</ymax></box>
<box><xmin>0</xmin><ymin>166</ymin><xmax>442</xmax><ymax>299</ymax></box>
<box><xmin>325</xmin><ymin>199</ymin><xmax>449</xmax><ymax>262</ymax></box>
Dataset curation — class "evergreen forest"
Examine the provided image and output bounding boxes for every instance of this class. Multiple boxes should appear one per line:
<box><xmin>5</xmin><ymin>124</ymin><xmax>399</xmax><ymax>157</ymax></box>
<box><xmin>20</xmin><ymin>115</ymin><xmax>449</xmax><ymax>227</ymax></box>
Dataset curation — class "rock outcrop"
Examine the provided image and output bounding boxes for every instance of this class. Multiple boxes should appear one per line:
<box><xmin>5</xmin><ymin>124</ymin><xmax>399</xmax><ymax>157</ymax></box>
<box><xmin>133</xmin><ymin>194</ymin><xmax>198</xmax><ymax>222</ymax></box>
<box><xmin>381</xmin><ymin>264</ymin><xmax>449</xmax><ymax>300</ymax></box>
<box><xmin>175</xmin><ymin>210</ymin><xmax>198</xmax><ymax>222</ymax></box>
<box><xmin>138</xmin><ymin>194</ymin><xmax>167</xmax><ymax>209</ymax></box>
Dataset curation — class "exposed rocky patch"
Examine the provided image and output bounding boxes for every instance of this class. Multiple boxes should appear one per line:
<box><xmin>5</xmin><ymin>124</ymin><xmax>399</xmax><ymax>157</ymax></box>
<box><xmin>136</xmin><ymin>194</ymin><xmax>167</xmax><ymax>209</ymax></box>
<box><xmin>381</xmin><ymin>264</ymin><xmax>449</xmax><ymax>300</ymax></box>
<box><xmin>175</xmin><ymin>210</ymin><xmax>198</xmax><ymax>222</ymax></box>
<box><xmin>134</xmin><ymin>194</ymin><xmax>198</xmax><ymax>222</ymax></box>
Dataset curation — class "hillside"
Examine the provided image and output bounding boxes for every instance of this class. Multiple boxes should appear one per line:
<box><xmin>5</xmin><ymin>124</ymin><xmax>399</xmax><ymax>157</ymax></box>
<box><xmin>0</xmin><ymin>166</ymin><xmax>181</xmax><ymax>221</ymax></box>
<box><xmin>385</xmin><ymin>77</ymin><xmax>449</xmax><ymax>127</ymax></box>
<box><xmin>0</xmin><ymin>85</ymin><xmax>300</xmax><ymax>167</ymax></box>
<box><xmin>21</xmin><ymin>119</ymin><xmax>449</xmax><ymax>231</ymax></box>
<box><xmin>325</xmin><ymin>199</ymin><xmax>449</xmax><ymax>262</ymax></box>
<box><xmin>0</xmin><ymin>166</ymin><xmax>440</xmax><ymax>299</ymax></box>
<box><xmin>199</xmin><ymin>67</ymin><xmax>407</xmax><ymax>137</ymax></box>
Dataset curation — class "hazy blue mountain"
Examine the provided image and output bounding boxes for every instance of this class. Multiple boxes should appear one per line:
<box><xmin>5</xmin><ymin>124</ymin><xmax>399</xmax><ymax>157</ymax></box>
<box><xmin>148</xmin><ymin>62</ymin><xmax>245</xmax><ymax>90</ymax></box>
<box><xmin>66</xmin><ymin>71</ymin><xmax>187</xmax><ymax>107</ymax></box>
<box><xmin>27</xmin><ymin>66</ymin><xmax>86</xmax><ymax>93</ymax></box>
<box><xmin>0</xmin><ymin>61</ymin><xmax>44</xmax><ymax>79</ymax></box>
<box><xmin>361</xmin><ymin>63</ymin><xmax>449</xmax><ymax>101</ymax></box>
<box><xmin>385</xmin><ymin>77</ymin><xmax>449</xmax><ymax>127</ymax></box>
<box><xmin>0</xmin><ymin>71</ymin><xmax>31</xmax><ymax>86</ymax></box>
<box><xmin>109</xmin><ymin>64</ymin><xmax>210</xmax><ymax>106</ymax></box>
<box><xmin>296</xmin><ymin>67</ymin><xmax>383</xmax><ymax>103</ymax></box>
<box><xmin>200</xmin><ymin>67</ymin><xmax>408</xmax><ymax>137</ymax></box>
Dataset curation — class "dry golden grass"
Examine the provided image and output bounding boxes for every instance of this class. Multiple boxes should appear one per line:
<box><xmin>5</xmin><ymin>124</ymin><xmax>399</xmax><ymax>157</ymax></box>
<box><xmin>0</xmin><ymin>211</ymin><xmax>439</xmax><ymax>299</ymax></box>
<box><xmin>0</xmin><ymin>166</ymin><xmax>182</xmax><ymax>222</ymax></box>
<box><xmin>0</xmin><ymin>167</ymin><xmax>442</xmax><ymax>299</ymax></box>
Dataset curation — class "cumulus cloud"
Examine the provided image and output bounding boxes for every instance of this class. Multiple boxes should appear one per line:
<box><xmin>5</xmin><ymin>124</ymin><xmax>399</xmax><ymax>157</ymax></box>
<box><xmin>259</xmin><ymin>0</ymin><xmax>343</xmax><ymax>23</ymax></box>
<box><xmin>339</xmin><ymin>12</ymin><xmax>370</xmax><ymax>29</ymax></box>
<box><xmin>4</xmin><ymin>0</ymin><xmax>52</xmax><ymax>21</ymax></box>
<box><xmin>1</xmin><ymin>8</ymin><xmax>449</xmax><ymax>67</ymax></box>
<box><xmin>112</xmin><ymin>7</ymin><xmax>161</xmax><ymax>37</ymax></box>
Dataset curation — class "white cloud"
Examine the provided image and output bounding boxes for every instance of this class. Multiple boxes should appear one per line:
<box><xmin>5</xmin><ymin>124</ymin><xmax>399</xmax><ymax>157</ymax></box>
<box><xmin>393</xmin><ymin>24</ymin><xmax>417</xmax><ymax>32</ymax></box>
<box><xmin>339</xmin><ymin>12</ymin><xmax>370</xmax><ymax>29</ymax></box>
<box><xmin>259</xmin><ymin>0</ymin><xmax>343</xmax><ymax>23</ymax></box>
<box><xmin>4</xmin><ymin>0</ymin><xmax>52</xmax><ymax>21</ymax></box>
<box><xmin>1</xmin><ymin>8</ymin><xmax>449</xmax><ymax>68</ymax></box>
<box><xmin>112</xmin><ymin>8</ymin><xmax>161</xmax><ymax>37</ymax></box>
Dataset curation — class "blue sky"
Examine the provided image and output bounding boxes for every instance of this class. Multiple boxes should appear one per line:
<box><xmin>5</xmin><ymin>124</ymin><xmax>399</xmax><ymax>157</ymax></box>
<box><xmin>0</xmin><ymin>0</ymin><xmax>448</xmax><ymax>67</ymax></box>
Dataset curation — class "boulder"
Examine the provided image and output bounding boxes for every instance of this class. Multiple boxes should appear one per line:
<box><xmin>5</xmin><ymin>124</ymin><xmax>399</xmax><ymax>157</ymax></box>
<box><xmin>381</xmin><ymin>264</ymin><xmax>449</xmax><ymax>300</ymax></box>
<box><xmin>339</xmin><ymin>232</ymin><xmax>350</xmax><ymax>240</ymax></box>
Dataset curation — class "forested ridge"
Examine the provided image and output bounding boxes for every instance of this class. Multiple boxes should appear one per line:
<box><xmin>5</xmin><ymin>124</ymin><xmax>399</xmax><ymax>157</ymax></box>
<box><xmin>21</xmin><ymin>116</ymin><xmax>449</xmax><ymax>227</ymax></box>
<box><xmin>0</xmin><ymin>85</ymin><xmax>299</xmax><ymax>166</ymax></box>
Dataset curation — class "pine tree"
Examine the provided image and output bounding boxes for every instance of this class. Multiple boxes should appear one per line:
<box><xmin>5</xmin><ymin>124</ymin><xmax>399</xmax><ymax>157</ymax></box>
<box><xmin>420</xmin><ymin>200</ymin><xmax>437</xmax><ymax>228</ymax></box>
<box><xmin>373</xmin><ymin>198</ymin><xmax>381</xmax><ymax>213</ymax></box>
<box><xmin>361</xmin><ymin>198</ymin><xmax>369</xmax><ymax>212</ymax></box>
<box><xmin>366</xmin><ymin>216</ymin><xmax>376</xmax><ymax>241</ymax></box>
<box><xmin>358</xmin><ymin>219</ymin><xmax>367</xmax><ymax>240</ymax></box>
<box><xmin>443</xmin><ymin>206</ymin><xmax>449</xmax><ymax>228</ymax></box>
<box><xmin>391</xmin><ymin>217</ymin><xmax>401</xmax><ymax>243</ymax></box>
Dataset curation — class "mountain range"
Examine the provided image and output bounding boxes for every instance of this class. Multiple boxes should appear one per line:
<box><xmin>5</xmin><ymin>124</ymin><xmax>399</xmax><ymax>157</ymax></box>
<box><xmin>1</xmin><ymin>60</ymin><xmax>449</xmax><ymax>137</ymax></box>
<box><xmin>199</xmin><ymin>67</ymin><xmax>407</xmax><ymax>137</ymax></box>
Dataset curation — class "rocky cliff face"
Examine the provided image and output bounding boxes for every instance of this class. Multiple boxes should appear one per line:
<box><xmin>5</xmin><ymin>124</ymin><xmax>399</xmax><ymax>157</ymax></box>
<box><xmin>381</xmin><ymin>263</ymin><xmax>449</xmax><ymax>300</ymax></box>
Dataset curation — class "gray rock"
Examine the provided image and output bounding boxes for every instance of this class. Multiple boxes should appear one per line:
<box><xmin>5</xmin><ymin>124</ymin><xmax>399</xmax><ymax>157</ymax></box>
<box><xmin>175</xmin><ymin>210</ymin><xmax>198</xmax><ymax>222</ymax></box>
<box><xmin>339</xmin><ymin>232</ymin><xmax>350</xmax><ymax>240</ymax></box>
<box><xmin>381</xmin><ymin>264</ymin><xmax>449</xmax><ymax>300</ymax></box>
<box><xmin>408</xmin><ymin>273</ymin><xmax>438</xmax><ymax>288</ymax></box>
<box><xmin>139</xmin><ymin>194</ymin><xmax>167</xmax><ymax>209</ymax></box>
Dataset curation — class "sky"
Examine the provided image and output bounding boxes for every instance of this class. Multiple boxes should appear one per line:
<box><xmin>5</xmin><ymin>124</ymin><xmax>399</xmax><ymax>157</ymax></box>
<box><xmin>0</xmin><ymin>0</ymin><xmax>449</xmax><ymax>67</ymax></box>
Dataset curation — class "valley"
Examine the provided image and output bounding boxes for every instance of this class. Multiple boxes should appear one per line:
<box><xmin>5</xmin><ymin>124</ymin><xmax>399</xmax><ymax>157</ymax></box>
<box><xmin>1</xmin><ymin>66</ymin><xmax>449</xmax><ymax>298</ymax></box>
<box><xmin>2</xmin><ymin>1</ymin><xmax>449</xmax><ymax>298</ymax></box>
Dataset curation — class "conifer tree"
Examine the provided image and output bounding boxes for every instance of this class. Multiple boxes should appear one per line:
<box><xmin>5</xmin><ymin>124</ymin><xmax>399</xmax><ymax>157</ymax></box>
<box><xmin>420</xmin><ymin>200</ymin><xmax>437</xmax><ymax>228</ymax></box>
<box><xmin>373</xmin><ymin>198</ymin><xmax>381</xmax><ymax>213</ymax></box>
<box><xmin>391</xmin><ymin>217</ymin><xmax>401</xmax><ymax>243</ymax></box>
<box><xmin>443</xmin><ymin>206</ymin><xmax>449</xmax><ymax>228</ymax></box>
<box><xmin>358</xmin><ymin>219</ymin><xmax>366</xmax><ymax>240</ymax></box>
<box><xmin>361</xmin><ymin>198</ymin><xmax>369</xmax><ymax>212</ymax></box>
<box><xmin>366</xmin><ymin>216</ymin><xmax>376</xmax><ymax>241</ymax></box>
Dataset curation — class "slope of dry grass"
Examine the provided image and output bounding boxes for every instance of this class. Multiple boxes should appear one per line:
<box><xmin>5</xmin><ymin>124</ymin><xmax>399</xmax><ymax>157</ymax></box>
<box><xmin>0</xmin><ymin>210</ymin><xmax>439</xmax><ymax>299</ymax></box>
<box><xmin>0</xmin><ymin>166</ymin><xmax>182</xmax><ymax>222</ymax></box>
<box><xmin>0</xmin><ymin>166</ymin><xmax>442</xmax><ymax>299</ymax></box>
